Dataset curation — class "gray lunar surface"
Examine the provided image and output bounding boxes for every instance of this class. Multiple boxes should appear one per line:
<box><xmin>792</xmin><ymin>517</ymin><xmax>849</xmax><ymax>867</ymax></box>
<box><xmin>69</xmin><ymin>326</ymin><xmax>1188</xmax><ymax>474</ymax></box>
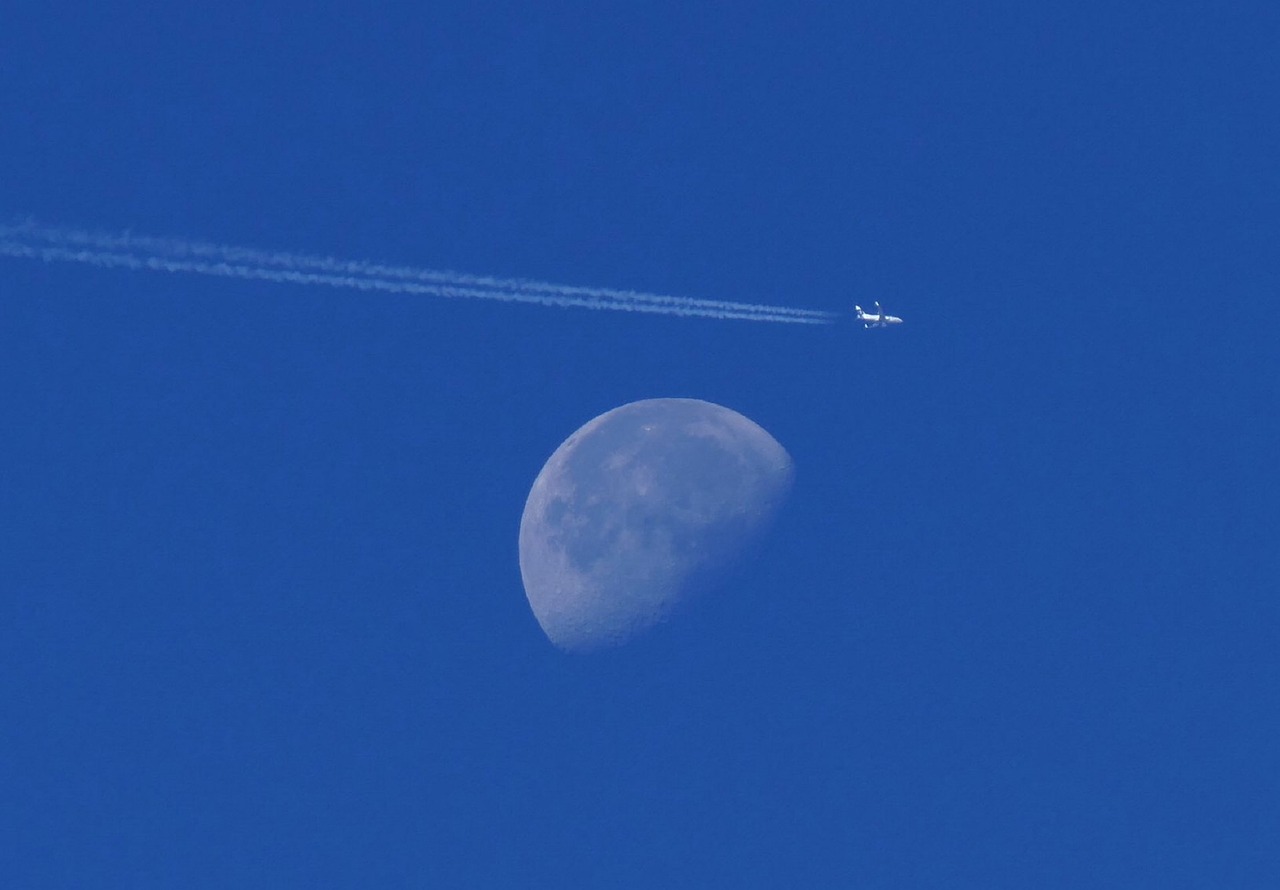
<box><xmin>518</xmin><ymin>398</ymin><xmax>794</xmax><ymax>652</ymax></box>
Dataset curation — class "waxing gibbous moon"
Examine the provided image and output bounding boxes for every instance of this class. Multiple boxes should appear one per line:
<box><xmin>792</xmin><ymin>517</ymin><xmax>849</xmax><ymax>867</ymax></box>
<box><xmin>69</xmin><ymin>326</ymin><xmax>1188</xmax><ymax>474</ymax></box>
<box><xmin>518</xmin><ymin>398</ymin><xmax>794</xmax><ymax>652</ymax></box>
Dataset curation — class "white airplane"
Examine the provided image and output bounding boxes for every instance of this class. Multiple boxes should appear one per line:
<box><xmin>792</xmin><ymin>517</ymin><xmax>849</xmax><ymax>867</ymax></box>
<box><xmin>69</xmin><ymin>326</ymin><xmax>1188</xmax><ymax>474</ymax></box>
<box><xmin>855</xmin><ymin>302</ymin><xmax>903</xmax><ymax>329</ymax></box>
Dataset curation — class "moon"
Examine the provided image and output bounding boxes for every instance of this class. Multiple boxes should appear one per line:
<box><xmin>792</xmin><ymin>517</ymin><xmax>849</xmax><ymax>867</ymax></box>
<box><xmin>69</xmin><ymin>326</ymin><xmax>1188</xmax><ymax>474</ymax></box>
<box><xmin>518</xmin><ymin>398</ymin><xmax>794</xmax><ymax>652</ymax></box>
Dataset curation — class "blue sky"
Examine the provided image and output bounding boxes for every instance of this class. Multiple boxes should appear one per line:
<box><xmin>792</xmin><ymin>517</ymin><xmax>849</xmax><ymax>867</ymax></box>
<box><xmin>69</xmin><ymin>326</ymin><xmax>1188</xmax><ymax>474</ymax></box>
<box><xmin>3</xmin><ymin>2</ymin><xmax>1277</xmax><ymax>885</ymax></box>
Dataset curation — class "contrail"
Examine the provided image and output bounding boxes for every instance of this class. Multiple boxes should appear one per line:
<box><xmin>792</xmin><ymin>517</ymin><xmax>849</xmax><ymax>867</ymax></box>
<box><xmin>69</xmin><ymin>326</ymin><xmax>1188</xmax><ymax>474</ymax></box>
<box><xmin>0</xmin><ymin>222</ymin><xmax>837</xmax><ymax>325</ymax></box>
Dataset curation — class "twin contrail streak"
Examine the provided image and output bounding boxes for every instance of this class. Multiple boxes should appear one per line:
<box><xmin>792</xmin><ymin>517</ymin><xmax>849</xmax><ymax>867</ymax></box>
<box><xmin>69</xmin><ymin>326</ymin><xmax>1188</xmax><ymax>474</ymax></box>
<box><xmin>0</xmin><ymin>222</ymin><xmax>836</xmax><ymax>325</ymax></box>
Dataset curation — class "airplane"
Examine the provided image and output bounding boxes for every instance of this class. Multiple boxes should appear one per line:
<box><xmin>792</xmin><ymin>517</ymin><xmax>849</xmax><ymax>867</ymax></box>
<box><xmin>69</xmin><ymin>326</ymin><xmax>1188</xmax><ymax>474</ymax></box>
<box><xmin>855</xmin><ymin>302</ymin><xmax>903</xmax><ymax>329</ymax></box>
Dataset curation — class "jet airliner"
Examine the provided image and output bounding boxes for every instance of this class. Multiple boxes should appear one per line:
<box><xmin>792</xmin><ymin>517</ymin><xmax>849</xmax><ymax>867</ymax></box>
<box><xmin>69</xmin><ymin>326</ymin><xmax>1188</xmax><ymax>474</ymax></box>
<box><xmin>855</xmin><ymin>302</ymin><xmax>903</xmax><ymax>328</ymax></box>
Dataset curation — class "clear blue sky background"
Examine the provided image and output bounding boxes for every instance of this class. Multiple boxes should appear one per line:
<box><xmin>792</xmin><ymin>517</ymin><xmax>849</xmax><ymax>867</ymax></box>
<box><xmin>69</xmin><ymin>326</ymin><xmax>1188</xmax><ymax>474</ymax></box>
<box><xmin>3</xmin><ymin>2</ymin><xmax>1277</xmax><ymax>885</ymax></box>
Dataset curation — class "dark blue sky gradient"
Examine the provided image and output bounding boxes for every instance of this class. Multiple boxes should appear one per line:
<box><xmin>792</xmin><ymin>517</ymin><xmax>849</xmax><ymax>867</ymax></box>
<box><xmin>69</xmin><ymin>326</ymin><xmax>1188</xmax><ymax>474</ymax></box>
<box><xmin>3</xmin><ymin>2</ymin><xmax>1278</xmax><ymax>885</ymax></box>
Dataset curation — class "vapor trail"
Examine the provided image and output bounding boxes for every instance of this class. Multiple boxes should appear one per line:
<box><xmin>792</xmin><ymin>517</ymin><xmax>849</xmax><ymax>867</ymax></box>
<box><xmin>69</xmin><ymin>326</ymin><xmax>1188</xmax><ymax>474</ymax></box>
<box><xmin>0</xmin><ymin>222</ymin><xmax>836</xmax><ymax>325</ymax></box>
<box><xmin>0</xmin><ymin>240</ymin><xmax>831</xmax><ymax>324</ymax></box>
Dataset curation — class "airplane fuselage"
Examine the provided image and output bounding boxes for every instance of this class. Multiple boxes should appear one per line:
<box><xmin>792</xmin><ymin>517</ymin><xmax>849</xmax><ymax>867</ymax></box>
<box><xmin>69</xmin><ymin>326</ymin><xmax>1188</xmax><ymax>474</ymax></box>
<box><xmin>855</xmin><ymin>303</ymin><xmax>903</xmax><ymax>328</ymax></box>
